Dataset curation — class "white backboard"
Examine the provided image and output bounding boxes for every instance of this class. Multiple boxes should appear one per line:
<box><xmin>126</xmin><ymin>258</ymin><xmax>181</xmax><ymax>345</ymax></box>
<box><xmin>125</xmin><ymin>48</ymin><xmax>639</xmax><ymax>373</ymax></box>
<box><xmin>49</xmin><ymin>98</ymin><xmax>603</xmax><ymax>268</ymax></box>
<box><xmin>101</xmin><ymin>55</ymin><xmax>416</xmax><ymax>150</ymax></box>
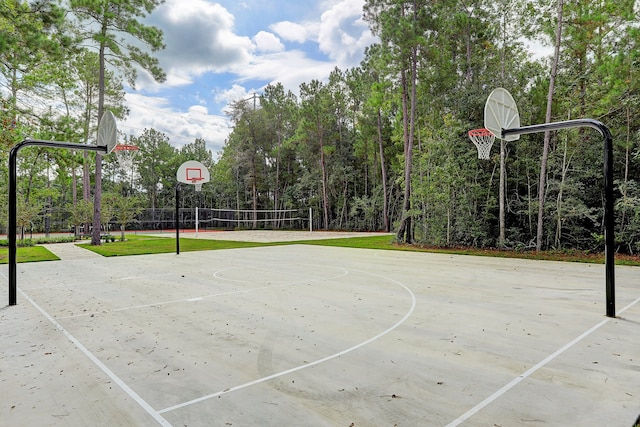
<box><xmin>97</xmin><ymin>110</ymin><xmax>118</xmax><ymax>154</ymax></box>
<box><xmin>177</xmin><ymin>160</ymin><xmax>210</xmax><ymax>185</ymax></box>
<box><xmin>484</xmin><ymin>88</ymin><xmax>521</xmax><ymax>141</ymax></box>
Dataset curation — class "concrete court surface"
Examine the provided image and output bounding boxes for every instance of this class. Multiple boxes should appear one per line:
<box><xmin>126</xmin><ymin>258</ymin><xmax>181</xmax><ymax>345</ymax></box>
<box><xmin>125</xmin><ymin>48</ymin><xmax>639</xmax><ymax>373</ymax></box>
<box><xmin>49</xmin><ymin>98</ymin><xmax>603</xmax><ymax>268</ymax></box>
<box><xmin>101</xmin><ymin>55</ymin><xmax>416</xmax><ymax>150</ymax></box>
<box><xmin>0</xmin><ymin>232</ymin><xmax>638</xmax><ymax>426</ymax></box>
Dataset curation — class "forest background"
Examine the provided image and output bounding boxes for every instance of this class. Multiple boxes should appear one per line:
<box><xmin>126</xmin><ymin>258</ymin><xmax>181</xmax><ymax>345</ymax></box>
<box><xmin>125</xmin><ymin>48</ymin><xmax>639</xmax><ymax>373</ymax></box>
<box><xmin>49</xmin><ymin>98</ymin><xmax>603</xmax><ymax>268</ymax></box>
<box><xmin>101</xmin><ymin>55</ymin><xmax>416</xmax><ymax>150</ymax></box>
<box><xmin>1</xmin><ymin>0</ymin><xmax>639</xmax><ymax>254</ymax></box>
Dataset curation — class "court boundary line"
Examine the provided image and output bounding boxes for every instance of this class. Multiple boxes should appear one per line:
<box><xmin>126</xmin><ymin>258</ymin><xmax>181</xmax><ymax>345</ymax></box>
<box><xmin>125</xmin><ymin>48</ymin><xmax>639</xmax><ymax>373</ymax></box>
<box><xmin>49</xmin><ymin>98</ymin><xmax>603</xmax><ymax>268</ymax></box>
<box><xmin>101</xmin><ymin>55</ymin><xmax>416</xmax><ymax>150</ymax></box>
<box><xmin>16</xmin><ymin>287</ymin><xmax>173</xmax><ymax>427</ymax></box>
<box><xmin>158</xmin><ymin>267</ymin><xmax>416</xmax><ymax>414</ymax></box>
<box><xmin>445</xmin><ymin>295</ymin><xmax>640</xmax><ymax>427</ymax></box>
<box><xmin>7</xmin><ymin>257</ymin><xmax>636</xmax><ymax>425</ymax></box>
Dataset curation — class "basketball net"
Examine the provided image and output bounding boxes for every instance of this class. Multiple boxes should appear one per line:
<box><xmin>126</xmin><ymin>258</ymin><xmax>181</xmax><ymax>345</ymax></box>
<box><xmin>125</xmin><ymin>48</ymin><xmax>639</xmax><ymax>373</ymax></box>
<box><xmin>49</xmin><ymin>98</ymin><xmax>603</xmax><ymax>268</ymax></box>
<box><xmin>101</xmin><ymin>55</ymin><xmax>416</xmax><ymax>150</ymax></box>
<box><xmin>113</xmin><ymin>144</ymin><xmax>139</xmax><ymax>171</ymax></box>
<box><xmin>468</xmin><ymin>128</ymin><xmax>495</xmax><ymax>160</ymax></box>
<box><xmin>190</xmin><ymin>178</ymin><xmax>204</xmax><ymax>192</ymax></box>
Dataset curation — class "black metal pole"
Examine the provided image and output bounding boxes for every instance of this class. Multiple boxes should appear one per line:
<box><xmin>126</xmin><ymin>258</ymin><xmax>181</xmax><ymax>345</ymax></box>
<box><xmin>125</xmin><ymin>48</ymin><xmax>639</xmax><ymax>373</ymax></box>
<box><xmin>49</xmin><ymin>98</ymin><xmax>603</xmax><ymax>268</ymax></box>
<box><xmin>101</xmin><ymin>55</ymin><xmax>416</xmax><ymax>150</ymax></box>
<box><xmin>502</xmin><ymin>119</ymin><xmax>616</xmax><ymax>318</ymax></box>
<box><xmin>175</xmin><ymin>184</ymin><xmax>180</xmax><ymax>255</ymax></box>
<box><xmin>8</xmin><ymin>139</ymin><xmax>107</xmax><ymax>306</ymax></box>
<box><xmin>9</xmin><ymin>145</ymin><xmax>18</xmax><ymax>306</ymax></box>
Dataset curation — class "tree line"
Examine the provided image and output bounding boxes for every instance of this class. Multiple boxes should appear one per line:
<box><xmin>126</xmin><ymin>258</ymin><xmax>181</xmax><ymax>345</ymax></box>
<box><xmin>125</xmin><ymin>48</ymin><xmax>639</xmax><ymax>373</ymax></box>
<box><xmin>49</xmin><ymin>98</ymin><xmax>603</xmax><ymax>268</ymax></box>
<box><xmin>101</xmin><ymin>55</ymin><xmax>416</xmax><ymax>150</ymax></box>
<box><xmin>1</xmin><ymin>1</ymin><xmax>639</xmax><ymax>253</ymax></box>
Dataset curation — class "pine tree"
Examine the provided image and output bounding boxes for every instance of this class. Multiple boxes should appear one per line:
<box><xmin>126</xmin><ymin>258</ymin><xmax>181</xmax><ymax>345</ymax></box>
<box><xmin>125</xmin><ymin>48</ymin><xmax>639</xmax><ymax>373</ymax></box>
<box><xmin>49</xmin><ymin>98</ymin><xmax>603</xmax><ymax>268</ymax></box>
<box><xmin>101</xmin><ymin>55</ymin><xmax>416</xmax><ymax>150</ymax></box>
<box><xmin>70</xmin><ymin>0</ymin><xmax>166</xmax><ymax>245</ymax></box>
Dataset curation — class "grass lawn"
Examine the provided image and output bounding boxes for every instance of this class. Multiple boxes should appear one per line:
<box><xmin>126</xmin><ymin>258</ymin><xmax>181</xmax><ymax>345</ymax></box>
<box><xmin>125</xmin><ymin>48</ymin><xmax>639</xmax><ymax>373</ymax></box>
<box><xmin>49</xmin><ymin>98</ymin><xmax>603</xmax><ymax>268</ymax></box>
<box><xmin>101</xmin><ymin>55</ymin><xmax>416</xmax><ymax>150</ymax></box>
<box><xmin>0</xmin><ymin>246</ymin><xmax>60</xmax><ymax>264</ymax></box>
<box><xmin>79</xmin><ymin>234</ymin><xmax>640</xmax><ymax>266</ymax></box>
<box><xmin>3</xmin><ymin>234</ymin><xmax>640</xmax><ymax>266</ymax></box>
<box><xmin>294</xmin><ymin>236</ymin><xmax>640</xmax><ymax>266</ymax></box>
<box><xmin>77</xmin><ymin>235</ymin><xmax>278</xmax><ymax>256</ymax></box>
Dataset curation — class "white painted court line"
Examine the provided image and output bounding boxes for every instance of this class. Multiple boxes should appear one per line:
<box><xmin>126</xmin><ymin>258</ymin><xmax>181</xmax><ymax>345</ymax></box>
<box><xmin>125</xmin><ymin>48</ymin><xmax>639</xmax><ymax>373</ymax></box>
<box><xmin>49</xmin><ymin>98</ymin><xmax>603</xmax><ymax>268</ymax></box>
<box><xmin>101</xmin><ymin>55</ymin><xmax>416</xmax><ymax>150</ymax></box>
<box><xmin>17</xmin><ymin>288</ymin><xmax>173</xmax><ymax>427</ymax></box>
<box><xmin>25</xmin><ymin>272</ymin><xmax>175</xmax><ymax>292</ymax></box>
<box><xmin>56</xmin><ymin>266</ymin><xmax>349</xmax><ymax>319</ymax></box>
<box><xmin>158</xmin><ymin>268</ymin><xmax>416</xmax><ymax>415</ymax></box>
<box><xmin>56</xmin><ymin>287</ymin><xmax>273</xmax><ymax>319</ymax></box>
<box><xmin>212</xmin><ymin>264</ymin><xmax>349</xmax><ymax>283</ymax></box>
<box><xmin>445</xmin><ymin>296</ymin><xmax>640</xmax><ymax>427</ymax></box>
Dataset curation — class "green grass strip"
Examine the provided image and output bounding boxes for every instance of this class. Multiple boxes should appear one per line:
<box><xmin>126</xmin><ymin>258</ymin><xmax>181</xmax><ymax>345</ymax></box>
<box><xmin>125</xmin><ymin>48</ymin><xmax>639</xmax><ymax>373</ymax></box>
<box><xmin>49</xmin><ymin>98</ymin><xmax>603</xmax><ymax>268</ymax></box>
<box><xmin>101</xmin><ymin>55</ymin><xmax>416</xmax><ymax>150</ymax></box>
<box><xmin>291</xmin><ymin>235</ymin><xmax>396</xmax><ymax>249</ymax></box>
<box><xmin>295</xmin><ymin>236</ymin><xmax>640</xmax><ymax>266</ymax></box>
<box><xmin>78</xmin><ymin>235</ymin><xmax>274</xmax><ymax>257</ymax></box>
<box><xmin>2</xmin><ymin>233</ymin><xmax>639</xmax><ymax>266</ymax></box>
<box><xmin>0</xmin><ymin>246</ymin><xmax>60</xmax><ymax>264</ymax></box>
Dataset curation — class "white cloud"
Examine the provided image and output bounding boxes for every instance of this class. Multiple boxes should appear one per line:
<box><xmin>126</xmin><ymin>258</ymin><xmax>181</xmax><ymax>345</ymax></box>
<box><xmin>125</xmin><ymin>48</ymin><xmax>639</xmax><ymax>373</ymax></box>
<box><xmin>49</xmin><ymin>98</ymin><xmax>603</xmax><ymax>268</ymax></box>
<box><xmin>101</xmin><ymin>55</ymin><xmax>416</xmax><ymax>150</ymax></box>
<box><xmin>317</xmin><ymin>0</ymin><xmax>376</xmax><ymax>67</ymax></box>
<box><xmin>253</xmin><ymin>31</ymin><xmax>285</xmax><ymax>53</ymax></box>
<box><xmin>188</xmin><ymin>105</ymin><xmax>209</xmax><ymax>115</ymax></box>
<box><xmin>123</xmin><ymin>94</ymin><xmax>231</xmax><ymax>154</ymax></box>
<box><xmin>147</xmin><ymin>0</ymin><xmax>254</xmax><ymax>87</ymax></box>
<box><xmin>123</xmin><ymin>0</ymin><xmax>377</xmax><ymax>158</ymax></box>
<box><xmin>270</xmin><ymin>21</ymin><xmax>309</xmax><ymax>43</ymax></box>
<box><xmin>236</xmin><ymin>50</ymin><xmax>335</xmax><ymax>94</ymax></box>
<box><xmin>214</xmin><ymin>84</ymin><xmax>254</xmax><ymax>105</ymax></box>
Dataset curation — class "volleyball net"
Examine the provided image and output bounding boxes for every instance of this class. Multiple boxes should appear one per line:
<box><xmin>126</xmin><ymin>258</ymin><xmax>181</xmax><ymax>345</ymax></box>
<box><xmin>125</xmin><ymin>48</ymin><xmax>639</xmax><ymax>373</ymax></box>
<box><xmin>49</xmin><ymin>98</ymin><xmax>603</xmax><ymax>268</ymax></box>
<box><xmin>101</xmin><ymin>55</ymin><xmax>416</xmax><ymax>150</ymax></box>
<box><xmin>118</xmin><ymin>207</ymin><xmax>310</xmax><ymax>231</ymax></box>
<box><xmin>197</xmin><ymin>208</ymin><xmax>303</xmax><ymax>229</ymax></box>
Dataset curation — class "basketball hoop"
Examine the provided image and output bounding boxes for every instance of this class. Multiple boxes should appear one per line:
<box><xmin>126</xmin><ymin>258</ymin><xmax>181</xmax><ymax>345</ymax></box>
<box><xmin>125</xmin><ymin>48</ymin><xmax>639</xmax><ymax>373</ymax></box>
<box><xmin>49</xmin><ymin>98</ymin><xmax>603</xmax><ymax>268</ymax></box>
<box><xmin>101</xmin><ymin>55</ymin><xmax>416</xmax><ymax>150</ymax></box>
<box><xmin>113</xmin><ymin>143</ymin><xmax>139</xmax><ymax>151</ymax></box>
<box><xmin>468</xmin><ymin>128</ymin><xmax>496</xmax><ymax>160</ymax></box>
<box><xmin>113</xmin><ymin>144</ymin><xmax>139</xmax><ymax>180</ymax></box>
<box><xmin>113</xmin><ymin>143</ymin><xmax>139</xmax><ymax>165</ymax></box>
<box><xmin>191</xmin><ymin>177</ymin><xmax>204</xmax><ymax>192</ymax></box>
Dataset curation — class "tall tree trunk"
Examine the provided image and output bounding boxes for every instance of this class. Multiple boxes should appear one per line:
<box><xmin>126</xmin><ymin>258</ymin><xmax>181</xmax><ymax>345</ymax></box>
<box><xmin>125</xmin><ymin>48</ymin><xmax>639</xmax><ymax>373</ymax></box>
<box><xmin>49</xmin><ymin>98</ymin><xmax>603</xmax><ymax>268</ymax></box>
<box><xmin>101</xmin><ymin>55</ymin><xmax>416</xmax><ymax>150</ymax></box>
<box><xmin>274</xmin><ymin>129</ymin><xmax>282</xmax><ymax>228</ymax></box>
<box><xmin>463</xmin><ymin>2</ymin><xmax>473</xmax><ymax>83</ymax></box>
<box><xmin>537</xmin><ymin>0</ymin><xmax>564</xmax><ymax>252</ymax></box>
<box><xmin>80</xmin><ymin>84</ymin><xmax>93</xmax><ymax>237</ymax></box>
<box><xmin>620</xmin><ymin>106</ymin><xmax>631</xmax><ymax>228</ymax></box>
<box><xmin>396</xmin><ymin>44</ymin><xmax>418</xmax><ymax>244</ymax></box>
<box><xmin>498</xmin><ymin>6</ymin><xmax>507</xmax><ymax>246</ymax></box>
<box><xmin>318</xmin><ymin>119</ymin><xmax>330</xmax><ymax>230</ymax></box>
<box><xmin>555</xmin><ymin>137</ymin><xmax>571</xmax><ymax>248</ymax></box>
<box><xmin>377</xmin><ymin>109</ymin><xmax>390</xmax><ymax>232</ymax></box>
<box><xmin>252</xmin><ymin>164</ymin><xmax>258</xmax><ymax>229</ymax></box>
<box><xmin>396</xmin><ymin>68</ymin><xmax>411</xmax><ymax>242</ymax></box>
<box><xmin>83</xmin><ymin>141</ymin><xmax>91</xmax><ymax>235</ymax></box>
<box><xmin>92</xmin><ymin>25</ymin><xmax>108</xmax><ymax>246</ymax></box>
<box><xmin>72</xmin><ymin>154</ymin><xmax>78</xmax><ymax>236</ymax></box>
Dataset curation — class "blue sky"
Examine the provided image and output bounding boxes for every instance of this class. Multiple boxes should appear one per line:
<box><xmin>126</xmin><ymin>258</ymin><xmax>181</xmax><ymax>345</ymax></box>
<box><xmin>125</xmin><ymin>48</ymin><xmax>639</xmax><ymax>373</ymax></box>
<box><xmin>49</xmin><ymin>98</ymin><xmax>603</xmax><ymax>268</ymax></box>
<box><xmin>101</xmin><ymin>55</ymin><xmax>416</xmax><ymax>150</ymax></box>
<box><xmin>120</xmin><ymin>0</ymin><xmax>376</xmax><ymax>156</ymax></box>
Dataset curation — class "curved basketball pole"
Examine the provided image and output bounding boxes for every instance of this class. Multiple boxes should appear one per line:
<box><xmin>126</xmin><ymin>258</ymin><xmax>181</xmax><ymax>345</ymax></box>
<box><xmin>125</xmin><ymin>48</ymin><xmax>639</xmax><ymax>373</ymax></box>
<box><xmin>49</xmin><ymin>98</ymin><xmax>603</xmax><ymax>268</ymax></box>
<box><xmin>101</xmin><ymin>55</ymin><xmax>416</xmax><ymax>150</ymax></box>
<box><xmin>502</xmin><ymin>118</ymin><xmax>616</xmax><ymax>318</ymax></box>
<box><xmin>8</xmin><ymin>139</ymin><xmax>110</xmax><ymax>306</ymax></box>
